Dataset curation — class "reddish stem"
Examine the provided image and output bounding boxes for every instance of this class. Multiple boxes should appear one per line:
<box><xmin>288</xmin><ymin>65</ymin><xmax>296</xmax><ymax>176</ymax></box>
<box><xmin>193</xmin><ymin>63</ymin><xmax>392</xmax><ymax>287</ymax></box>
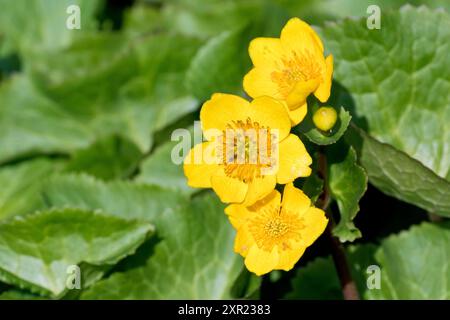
<box><xmin>318</xmin><ymin>150</ymin><xmax>360</xmax><ymax>300</ymax></box>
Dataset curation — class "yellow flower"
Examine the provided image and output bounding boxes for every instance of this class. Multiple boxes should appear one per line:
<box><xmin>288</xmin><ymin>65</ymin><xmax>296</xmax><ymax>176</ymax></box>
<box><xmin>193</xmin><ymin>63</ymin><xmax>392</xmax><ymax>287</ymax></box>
<box><xmin>183</xmin><ymin>93</ymin><xmax>312</xmax><ymax>206</ymax></box>
<box><xmin>225</xmin><ymin>183</ymin><xmax>328</xmax><ymax>275</ymax></box>
<box><xmin>243</xmin><ymin>18</ymin><xmax>333</xmax><ymax>125</ymax></box>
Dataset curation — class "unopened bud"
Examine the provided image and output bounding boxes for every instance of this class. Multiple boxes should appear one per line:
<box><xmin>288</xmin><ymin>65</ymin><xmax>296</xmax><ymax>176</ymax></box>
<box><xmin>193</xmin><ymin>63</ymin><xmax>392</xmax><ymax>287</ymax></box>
<box><xmin>313</xmin><ymin>107</ymin><xmax>337</xmax><ymax>132</ymax></box>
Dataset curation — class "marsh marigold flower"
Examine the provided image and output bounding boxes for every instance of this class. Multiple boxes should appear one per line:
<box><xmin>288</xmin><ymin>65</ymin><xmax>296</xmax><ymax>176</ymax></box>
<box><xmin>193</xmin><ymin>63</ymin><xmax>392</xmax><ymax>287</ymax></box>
<box><xmin>225</xmin><ymin>183</ymin><xmax>328</xmax><ymax>275</ymax></box>
<box><xmin>243</xmin><ymin>18</ymin><xmax>333</xmax><ymax>125</ymax></box>
<box><xmin>183</xmin><ymin>93</ymin><xmax>312</xmax><ymax>206</ymax></box>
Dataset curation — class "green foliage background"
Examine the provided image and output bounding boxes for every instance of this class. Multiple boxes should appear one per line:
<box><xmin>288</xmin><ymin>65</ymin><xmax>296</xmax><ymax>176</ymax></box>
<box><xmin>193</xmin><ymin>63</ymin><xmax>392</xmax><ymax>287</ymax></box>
<box><xmin>0</xmin><ymin>0</ymin><xmax>449</xmax><ymax>299</ymax></box>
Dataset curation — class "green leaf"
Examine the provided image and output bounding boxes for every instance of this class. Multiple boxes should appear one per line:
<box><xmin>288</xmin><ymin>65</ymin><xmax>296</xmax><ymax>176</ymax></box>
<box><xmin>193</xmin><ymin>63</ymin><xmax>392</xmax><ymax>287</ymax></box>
<box><xmin>300</xmin><ymin>173</ymin><xmax>324</xmax><ymax>204</ymax></box>
<box><xmin>28</xmin><ymin>31</ymin><xmax>201</xmax><ymax>120</ymax></box>
<box><xmin>0</xmin><ymin>0</ymin><xmax>103</xmax><ymax>54</ymax></box>
<box><xmin>286</xmin><ymin>222</ymin><xmax>450</xmax><ymax>299</ymax></box>
<box><xmin>40</xmin><ymin>175</ymin><xmax>243</xmax><ymax>299</ymax></box>
<box><xmin>186</xmin><ymin>27</ymin><xmax>250</xmax><ymax>101</ymax></box>
<box><xmin>285</xmin><ymin>244</ymin><xmax>377</xmax><ymax>299</ymax></box>
<box><xmin>296</xmin><ymin>149</ymin><xmax>323</xmax><ymax>204</ymax></box>
<box><xmin>0</xmin><ymin>208</ymin><xmax>154</xmax><ymax>297</ymax></box>
<box><xmin>129</xmin><ymin>34</ymin><xmax>202</xmax><ymax>140</ymax></box>
<box><xmin>183</xmin><ymin>0</ymin><xmax>294</xmax><ymax>102</ymax></box>
<box><xmin>286</xmin><ymin>257</ymin><xmax>342</xmax><ymax>299</ymax></box>
<box><xmin>368</xmin><ymin>222</ymin><xmax>450</xmax><ymax>299</ymax></box>
<box><xmin>136</xmin><ymin>125</ymin><xmax>197</xmax><ymax>195</ymax></box>
<box><xmin>327</xmin><ymin>141</ymin><xmax>368</xmax><ymax>242</ymax></box>
<box><xmin>81</xmin><ymin>193</ymin><xmax>242</xmax><ymax>299</ymax></box>
<box><xmin>347</xmin><ymin>125</ymin><xmax>450</xmax><ymax>216</ymax></box>
<box><xmin>42</xmin><ymin>174</ymin><xmax>188</xmax><ymax>221</ymax></box>
<box><xmin>0</xmin><ymin>290</ymin><xmax>45</xmax><ymax>300</ymax></box>
<box><xmin>157</xmin><ymin>0</ymin><xmax>284</xmax><ymax>39</ymax></box>
<box><xmin>230</xmin><ymin>268</ymin><xmax>262</xmax><ymax>299</ymax></box>
<box><xmin>321</xmin><ymin>6</ymin><xmax>450</xmax><ymax>179</ymax></box>
<box><xmin>27</xmin><ymin>32</ymin><xmax>138</xmax><ymax>113</ymax></box>
<box><xmin>0</xmin><ymin>76</ymin><xmax>93</xmax><ymax>164</ymax></box>
<box><xmin>1</xmin><ymin>31</ymin><xmax>202</xmax><ymax>164</ymax></box>
<box><xmin>0</xmin><ymin>159</ymin><xmax>63</xmax><ymax>221</ymax></box>
<box><xmin>296</xmin><ymin>105</ymin><xmax>351</xmax><ymax>145</ymax></box>
<box><xmin>0</xmin><ymin>52</ymin><xmax>20</xmax><ymax>81</ymax></box>
<box><xmin>122</xmin><ymin>3</ymin><xmax>163</xmax><ymax>37</ymax></box>
<box><xmin>65</xmin><ymin>135</ymin><xmax>143</xmax><ymax>181</ymax></box>
<box><xmin>136</xmin><ymin>140</ymin><xmax>194</xmax><ymax>194</ymax></box>
<box><xmin>280</xmin><ymin>0</ymin><xmax>450</xmax><ymax>25</ymax></box>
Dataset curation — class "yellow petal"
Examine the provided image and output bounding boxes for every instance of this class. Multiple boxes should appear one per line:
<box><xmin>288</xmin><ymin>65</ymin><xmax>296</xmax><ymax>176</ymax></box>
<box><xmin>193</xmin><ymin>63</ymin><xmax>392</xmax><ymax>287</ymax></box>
<box><xmin>234</xmin><ymin>225</ymin><xmax>254</xmax><ymax>257</ymax></box>
<box><xmin>286</xmin><ymin>78</ymin><xmax>320</xmax><ymax>110</ymax></box>
<box><xmin>248</xmin><ymin>96</ymin><xmax>291</xmax><ymax>140</ymax></box>
<box><xmin>224</xmin><ymin>204</ymin><xmax>252</xmax><ymax>230</ymax></box>
<box><xmin>281</xmin><ymin>183</ymin><xmax>311</xmax><ymax>216</ymax></box>
<box><xmin>314</xmin><ymin>55</ymin><xmax>334</xmax><ymax>102</ymax></box>
<box><xmin>276</xmin><ymin>242</ymin><xmax>306</xmax><ymax>271</ymax></box>
<box><xmin>301</xmin><ymin>207</ymin><xmax>328</xmax><ymax>247</ymax></box>
<box><xmin>250</xmin><ymin>189</ymin><xmax>281</xmax><ymax>211</ymax></box>
<box><xmin>200</xmin><ymin>93</ymin><xmax>250</xmax><ymax>140</ymax></box>
<box><xmin>280</xmin><ymin>17</ymin><xmax>324</xmax><ymax>57</ymax></box>
<box><xmin>248</xmin><ymin>37</ymin><xmax>284</xmax><ymax>68</ymax></box>
<box><xmin>183</xmin><ymin>142</ymin><xmax>220</xmax><ymax>188</ymax></box>
<box><xmin>242</xmin><ymin>174</ymin><xmax>276</xmax><ymax>206</ymax></box>
<box><xmin>245</xmin><ymin>245</ymin><xmax>279</xmax><ymax>276</ymax></box>
<box><xmin>287</xmin><ymin>102</ymin><xmax>307</xmax><ymax>126</ymax></box>
<box><xmin>243</xmin><ymin>67</ymin><xmax>284</xmax><ymax>101</ymax></box>
<box><xmin>211</xmin><ymin>168</ymin><xmax>248</xmax><ymax>203</ymax></box>
<box><xmin>277</xmin><ymin>135</ymin><xmax>312</xmax><ymax>184</ymax></box>
<box><xmin>253</xmin><ymin>190</ymin><xmax>281</xmax><ymax>212</ymax></box>
<box><xmin>226</xmin><ymin>189</ymin><xmax>281</xmax><ymax>228</ymax></box>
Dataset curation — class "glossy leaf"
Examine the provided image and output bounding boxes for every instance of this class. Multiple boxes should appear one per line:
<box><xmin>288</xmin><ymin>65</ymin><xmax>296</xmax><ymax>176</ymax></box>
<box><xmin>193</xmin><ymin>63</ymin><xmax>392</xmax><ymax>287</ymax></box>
<box><xmin>186</xmin><ymin>28</ymin><xmax>250</xmax><ymax>101</ymax></box>
<box><xmin>0</xmin><ymin>159</ymin><xmax>63</xmax><ymax>221</ymax></box>
<box><xmin>286</xmin><ymin>222</ymin><xmax>450</xmax><ymax>299</ymax></box>
<box><xmin>347</xmin><ymin>125</ymin><xmax>450</xmax><ymax>216</ymax></box>
<box><xmin>65</xmin><ymin>135</ymin><xmax>143</xmax><ymax>181</ymax></box>
<box><xmin>368</xmin><ymin>222</ymin><xmax>450</xmax><ymax>299</ymax></box>
<box><xmin>0</xmin><ymin>208</ymin><xmax>154</xmax><ymax>297</ymax></box>
<box><xmin>286</xmin><ymin>244</ymin><xmax>377</xmax><ymax>299</ymax></box>
<box><xmin>0</xmin><ymin>0</ymin><xmax>103</xmax><ymax>54</ymax></box>
<box><xmin>327</xmin><ymin>141</ymin><xmax>368</xmax><ymax>241</ymax></box>
<box><xmin>41</xmin><ymin>175</ymin><xmax>243</xmax><ymax>299</ymax></box>
<box><xmin>321</xmin><ymin>6</ymin><xmax>450</xmax><ymax>178</ymax></box>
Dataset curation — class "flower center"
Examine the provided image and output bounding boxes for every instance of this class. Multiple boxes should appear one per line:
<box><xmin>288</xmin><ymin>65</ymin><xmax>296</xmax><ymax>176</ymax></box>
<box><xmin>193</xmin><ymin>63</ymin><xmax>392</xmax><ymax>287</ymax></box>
<box><xmin>264</xmin><ymin>218</ymin><xmax>289</xmax><ymax>238</ymax></box>
<box><xmin>249</xmin><ymin>206</ymin><xmax>304</xmax><ymax>252</ymax></box>
<box><xmin>271</xmin><ymin>50</ymin><xmax>322</xmax><ymax>97</ymax></box>
<box><xmin>219</xmin><ymin>118</ymin><xmax>276</xmax><ymax>183</ymax></box>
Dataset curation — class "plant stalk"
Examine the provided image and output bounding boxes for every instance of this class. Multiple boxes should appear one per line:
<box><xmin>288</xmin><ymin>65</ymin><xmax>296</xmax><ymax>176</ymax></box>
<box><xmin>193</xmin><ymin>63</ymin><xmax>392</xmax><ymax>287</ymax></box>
<box><xmin>317</xmin><ymin>150</ymin><xmax>360</xmax><ymax>300</ymax></box>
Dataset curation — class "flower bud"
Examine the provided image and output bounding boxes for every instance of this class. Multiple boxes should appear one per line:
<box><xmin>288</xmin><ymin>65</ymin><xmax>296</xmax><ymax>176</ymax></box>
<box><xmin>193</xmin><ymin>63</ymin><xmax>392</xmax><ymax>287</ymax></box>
<box><xmin>312</xmin><ymin>107</ymin><xmax>337</xmax><ymax>131</ymax></box>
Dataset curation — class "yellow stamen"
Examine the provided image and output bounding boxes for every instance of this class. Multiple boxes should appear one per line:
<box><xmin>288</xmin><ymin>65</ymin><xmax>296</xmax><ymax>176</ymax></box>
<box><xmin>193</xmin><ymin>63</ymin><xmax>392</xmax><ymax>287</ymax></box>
<box><xmin>248</xmin><ymin>205</ymin><xmax>304</xmax><ymax>252</ymax></box>
<box><xmin>219</xmin><ymin>118</ymin><xmax>274</xmax><ymax>183</ymax></box>
<box><xmin>271</xmin><ymin>50</ymin><xmax>322</xmax><ymax>97</ymax></box>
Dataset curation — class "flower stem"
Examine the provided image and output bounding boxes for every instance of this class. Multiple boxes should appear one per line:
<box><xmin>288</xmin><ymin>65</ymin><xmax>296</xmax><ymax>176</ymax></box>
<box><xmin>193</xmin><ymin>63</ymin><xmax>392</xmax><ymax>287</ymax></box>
<box><xmin>326</xmin><ymin>224</ymin><xmax>360</xmax><ymax>300</ymax></box>
<box><xmin>317</xmin><ymin>150</ymin><xmax>360</xmax><ymax>300</ymax></box>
